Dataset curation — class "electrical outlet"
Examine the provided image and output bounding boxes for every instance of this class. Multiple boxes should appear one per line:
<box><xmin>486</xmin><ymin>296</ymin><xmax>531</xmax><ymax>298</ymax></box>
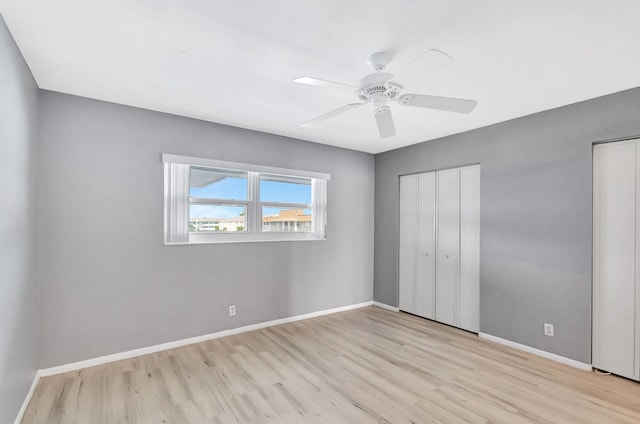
<box><xmin>544</xmin><ymin>323</ymin><xmax>554</xmax><ymax>337</ymax></box>
<box><xmin>229</xmin><ymin>305</ymin><xmax>236</xmax><ymax>316</ymax></box>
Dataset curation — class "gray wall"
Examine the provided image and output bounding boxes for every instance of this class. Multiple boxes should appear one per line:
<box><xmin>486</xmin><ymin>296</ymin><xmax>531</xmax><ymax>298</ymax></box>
<box><xmin>375</xmin><ymin>87</ymin><xmax>640</xmax><ymax>363</ymax></box>
<box><xmin>0</xmin><ymin>15</ymin><xmax>39</xmax><ymax>423</ymax></box>
<box><xmin>38</xmin><ymin>91</ymin><xmax>374</xmax><ymax>368</ymax></box>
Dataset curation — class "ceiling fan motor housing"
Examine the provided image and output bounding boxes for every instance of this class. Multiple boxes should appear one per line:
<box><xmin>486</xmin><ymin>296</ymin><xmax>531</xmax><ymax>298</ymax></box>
<box><xmin>357</xmin><ymin>72</ymin><xmax>403</xmax><ymax>105</ymax></box>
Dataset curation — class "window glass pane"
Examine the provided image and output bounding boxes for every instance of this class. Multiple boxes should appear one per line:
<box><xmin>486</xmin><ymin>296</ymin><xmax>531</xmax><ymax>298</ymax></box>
<box><xmin>262</xmin><ymin>207</ymin><xmax>312</xmax><ymax>232</ymax></box>
<box><xmin>260</xmin><ymin>174</ymin><xmax>311</xmax><ymax>204</ymax></box>
<box><xmin>190</xmin><ymin>167</ymin><xmax>247</xmax><ymax>200</ymax></box>
<box><xmin>189</xmin><ymin>205</ymin><xmax>247</xmax><ymax>232</ymax></box>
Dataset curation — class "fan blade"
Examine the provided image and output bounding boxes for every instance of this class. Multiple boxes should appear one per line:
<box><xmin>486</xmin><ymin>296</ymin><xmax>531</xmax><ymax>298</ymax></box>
<box><xmin>398</xmin><ymin>94</ymin><xmax>477</xmax><ymax>113</ymax></box>
<box><xmin>293</xmin><ymin>76</ymin><xmax>359</xmax><ymax>92</ymax></box>
<box><xmin>374</xmin><ymin>106</ymin><xmax>396</xmax><ymax>138</ymax></box>
<box><xmin>302</xmin><ymin>103</ymin><xmax>364</xmax><ymax>127</ymax></box>
<box><xmin>388</xmin><ymin>49</ymin><xmax>453</xmax><ymax>86</ymax></box>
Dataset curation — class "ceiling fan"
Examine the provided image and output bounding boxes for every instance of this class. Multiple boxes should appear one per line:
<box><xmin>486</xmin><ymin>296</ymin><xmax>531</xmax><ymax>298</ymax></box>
<box><xmin>294</xmin><ymin>50</ymin><xmax>477</xmax><ymax>138</ymax></box>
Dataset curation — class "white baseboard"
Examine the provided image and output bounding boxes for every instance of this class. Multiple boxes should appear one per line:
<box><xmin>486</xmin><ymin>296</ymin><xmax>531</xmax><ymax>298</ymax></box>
<box><xmin>478</xmin><ymin>333</ymin><xmax>592</xmax><ymax>371</ymax></box>
<box><xmin>372</xmin><ymin>301</ymin><xmax>400</xmax><ymax>312</ymax></box>
<box><xmin>39</xmin><ymin>301</ymin><xmax>374</xmax><ymax>377</ymax></box>
<box><xmin>14</xmin><ymin>370</ymin><xmax>41</xmax><ymax>424</ymax></box>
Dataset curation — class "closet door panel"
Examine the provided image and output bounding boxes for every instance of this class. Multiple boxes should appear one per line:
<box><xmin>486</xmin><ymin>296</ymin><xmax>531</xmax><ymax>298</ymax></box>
<box><xmin>459</xmin><ymin>165</ymin><xmax>480</xmax><ymax>333</ymax></box>
<box><xmin>593</xmin><ymin>142</ymin><xmax>638</xmax><ymax>380</ymax></box>
<box><xmin>436</xmin><ymin>168</ymin><xmax>460</xmax><ymax>326</ymax></box>
<box><xmin>399</xmin><ymin>174</ymin><xmax>418</xmax><ymax>313</ymax></box>
<box><xmin>416</xmin><ymin>172</ymin><xmax>436</xmax><ymax>319</ymax></box>
<box><xmin>636</xmin><ymin>144</ymin><xmax>640</xmax><ymax>381</ymax></box>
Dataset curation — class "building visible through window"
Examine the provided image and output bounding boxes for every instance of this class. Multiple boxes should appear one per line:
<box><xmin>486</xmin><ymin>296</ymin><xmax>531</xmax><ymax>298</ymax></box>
<box><xmin>189</xmin><ymin>209</ymin><xmax>311</xmax><ymax>233</ymax></box>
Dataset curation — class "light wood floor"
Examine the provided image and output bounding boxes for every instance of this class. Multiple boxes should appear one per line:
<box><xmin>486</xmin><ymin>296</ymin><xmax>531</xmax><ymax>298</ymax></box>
<box><xmin>23</xmin><ymin>306</ymin><xmax>640</xmax><ymax>423</ymax></box>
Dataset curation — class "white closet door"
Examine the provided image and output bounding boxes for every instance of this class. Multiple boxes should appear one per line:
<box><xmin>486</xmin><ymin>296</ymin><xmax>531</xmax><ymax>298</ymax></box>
<box><xmin>635</xmin><ymin>143</ymin><xmax>640</xmax><ymax>381</ymax></box>
<box><xmin>593</xmin><ymin>141</ymin><xmax>638</xmax><ymax>380</ymax></box>
<box><xmin>416</xmin><ymin>172</ymin><xmax>436</xmax><ymax>319</ymax></box>
<box><xmin>399</xmin><ymin>174</ymin><xmax>418</xmax><ymax>313</ymax></box>
<box><xmin>459</xmin><ymin>165</ymin><xmax>480</xmax><ymax>332</ymax></box>
<box><xmin>436</xmin><ymin>168</ymin><xmax>460</xmax><ymax>326</ymax></box>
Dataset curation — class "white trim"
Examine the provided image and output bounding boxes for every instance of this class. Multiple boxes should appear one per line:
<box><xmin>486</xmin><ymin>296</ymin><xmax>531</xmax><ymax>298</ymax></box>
<box><xmin>165</xmin><ymin>236</ymin><xmax>326</xmax><ymax>245</ymax></box>
<box><xmin>373</xmin><ymin>301</ymin><xmax>400</xmax><ymax>312</ymax></box>
<box><xmin>479</xmin><ymin>333</ymin><xmax>592</xmax><ymax>371</ymax></box>
<box><xmin>14</xmin><ymin>371</ymin><xmax>41</xmax><ymax>424</ymax></box>
<box><xmin>39</xmin><ymin>301</ymin><xmax>373</xmax><ymax>377</ymax></box>
<box><xmin>162</xmin><ymin>153</ymin><xmax>331</xmax><ymax>181</ymax></box>
<box><xmin>184</xmin><ymin>230</ymin><xmax>322</xmax><ymax>245</ymax></box>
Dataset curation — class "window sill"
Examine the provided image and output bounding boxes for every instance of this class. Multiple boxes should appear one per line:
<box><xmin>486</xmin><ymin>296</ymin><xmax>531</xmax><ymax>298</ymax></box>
<box><xmin>164</xmin><ymin>237</ymin><xmax>327</xmax><ymax>246</ymax></box>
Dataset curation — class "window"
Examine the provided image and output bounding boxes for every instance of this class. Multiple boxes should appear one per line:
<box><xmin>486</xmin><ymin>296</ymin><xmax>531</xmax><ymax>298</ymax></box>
<box><xmin>189</xmin><ymin>167</ymin><xmax>248</xmax><ymax>233</ymax></box>
<box><xmin>260</xmin><ymin>174</ymin><xmax>312</xmax><ymax>234</ymax></box>
<box><xmin>163</xmin><ymin>154</ymin><xmax>329</xmax><ymax>244</ymax></box>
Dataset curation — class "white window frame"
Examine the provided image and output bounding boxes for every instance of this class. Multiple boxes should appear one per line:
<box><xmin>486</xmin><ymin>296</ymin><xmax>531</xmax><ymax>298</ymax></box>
<box><xmin>163</xmin><ymin>154</ymin><xmax>329</xmax><ymax>245</ymax></box>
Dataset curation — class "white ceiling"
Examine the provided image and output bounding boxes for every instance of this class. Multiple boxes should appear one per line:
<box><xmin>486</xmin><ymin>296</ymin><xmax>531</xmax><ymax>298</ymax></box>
<box><xmin>2</xmin><ymin>1</ymin><xmax>640</xmax><ymax>154</ymax></box>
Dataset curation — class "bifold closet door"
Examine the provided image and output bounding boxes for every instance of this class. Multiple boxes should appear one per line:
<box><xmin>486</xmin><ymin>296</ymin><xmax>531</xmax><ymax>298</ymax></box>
<box><xmin>416</xmin><ymin>173</ymin><xmax>436</xmax><ymax>319</ymax></box>
<box><xmin>459</xmin><ymin>165</ymin><xmax>480</xmax><ymax>332</ymax></box>
<box><xmin>593</xmin><ymin>140</ymin><xmax>640</xmax><ymax>381</ymax></box>
<box><xmin>400</xmin><ymin>166</ymin><xmax>479</xmax><ymax>331</ymax></box>
<box><xmin>435</xmin><ymin>165</ymin><xmax>480</xmax><ymax>331</ymax></box>
<box><xmin>399</xmin><ymin>174</ymin><xmax>418</xmax><ymax>314</ymax></box>
<box><xmin>436</xmin><ymin>168</ymin><xmax>460</xmax><ymax>327</ymax></box>
<box><xmin>399</xmin><ymin>173</ymin><xmax>436</xmax><ymax>318</ymax></box>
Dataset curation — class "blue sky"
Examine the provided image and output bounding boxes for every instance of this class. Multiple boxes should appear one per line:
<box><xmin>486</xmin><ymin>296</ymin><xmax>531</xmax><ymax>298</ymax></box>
<box><xmin>189</xmin><ymin>176</ymin><xmax>311</xmax><ymax>218</ymax></box>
